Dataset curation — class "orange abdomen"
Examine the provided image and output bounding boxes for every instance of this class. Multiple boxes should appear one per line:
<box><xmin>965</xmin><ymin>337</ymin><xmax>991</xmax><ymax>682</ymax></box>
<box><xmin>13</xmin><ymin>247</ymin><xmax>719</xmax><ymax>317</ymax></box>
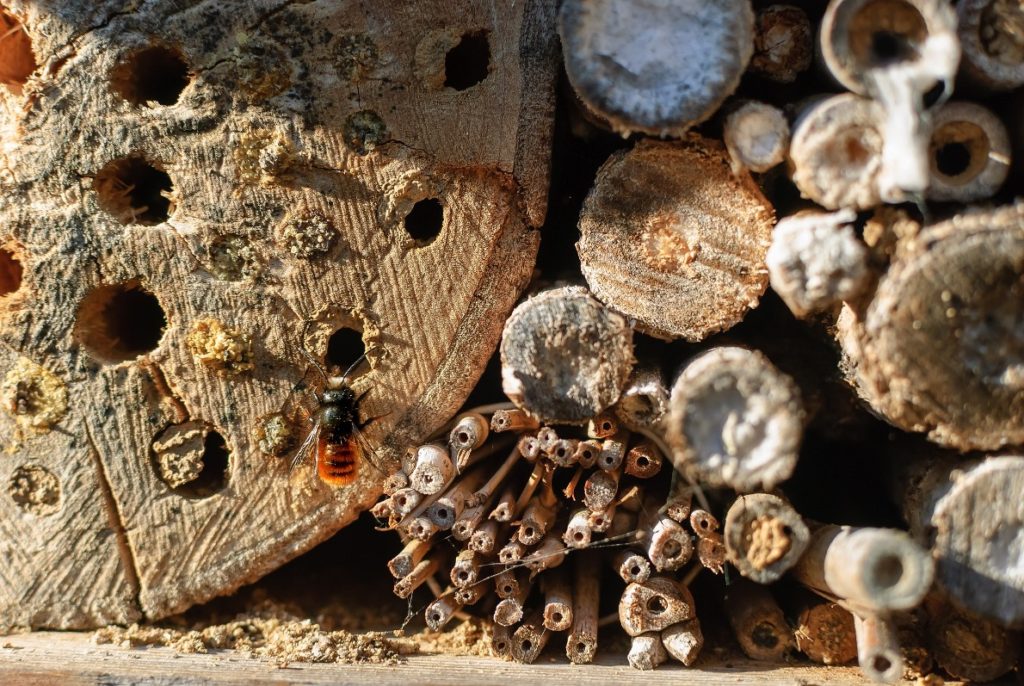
<box><xmin>317</xmin><ymin>437</ymin><xmax>359</xmax><ymax>486</ymax></box>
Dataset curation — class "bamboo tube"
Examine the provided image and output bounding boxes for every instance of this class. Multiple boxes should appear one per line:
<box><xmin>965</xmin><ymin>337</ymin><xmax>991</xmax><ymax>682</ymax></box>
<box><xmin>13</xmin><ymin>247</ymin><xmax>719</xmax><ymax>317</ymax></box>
<box><xmin>542</xmin><ymin>566</ymin><xmax>574</xmax><ymax>632</ymax></box>
<box><xmin>724</xmin><ymin>101</ymin><xmax>790</xmax><ymax>174</ymax></box>
<box><xmin>536</xmin><ymin>427</ymin><xmax>559</xmax><ymax>453</ymax></box>
<box><xmin>454</xmin><ymin>582</ymin><xmax>487</xmax><ymax>607</ymax></box>
<box><xmin>724</xmin><ymin>493</ymin><xmax>810</xmax><ymax>584</ymax></box>
<box><xmin>766</xmin><ymin>209</ymin><xmax>871</xmax><ymax>318</ymax></box>
<box><xmin>567</xmin><ymin>552</ymin><xmax>599</xmax><ymax>664</ymax></box>
<box><xmin>614</xmin><ymin>366</ymin><xmax>668</xmax><ymax>431</ymax></box>
<box><xmin>627</xmin><ymin>633</ymin><xmax>667</xmax><ymax>670</ymax></box>
<box><xmin>518</xmin><ymin>498</ymin><xmax>556</xmax><ymax>546</ymax></box>
<box><xmin>557</xmin><ymin>0</ymin><xmax>753</xmax><ymax>137</ymax></box>
<box><xmin>495</xmin><ymin>569</ymin><xmax>520</xmax><ymax>599</ymax></box>
<box><xmin>612</xmin><ymin>549</ymin><xmax>652</xmax><ymax>584</ymax></box>
<box><xmin>492</xmin><ymin>623</ymin><xmax>512</xmax><ymax>658</ymax></box>
<box><xmin>511</xmin><ymin>610</ymin><xmax>550</xmax><ymax>664</ymax></box>
<box><xmin>388</xmin><ymin>538</ymin><xmax>431</xmax><ymax>580</ymax></box>
<box><xmin>449</xmin><ymin>413</ymin><xmax>489</xmax><ymax>454</ymax></box>
<box><xmin>524</xmin><ymin>532</ymin><xmax>567</xmax><ymax>575</ymax></box>
<box><xmin>563</xmin><ymin>509</ymin><xmax>593</xmax><ymax>549</ymax></box>
<box><xmin>689</xmin><ymin>509</ymin><xmax>719</xmax><ymax>537</ymax></box>
<box><xmin>665</xmin><ymin>478</ymin><xmax>693</xmax><ymax>524</ymax></box>
<box><xmin>587</xmin><ymin>412</ymin><xmax>618</xmax><ymax>439</ymax></box>
<box><xmin>577</xmin><ymin>137</ymin><xmax>775</xmax><ymax>342</ymax></box>
<box><xmin>667</xmin><ymin>347</ymin><xmax>804</xmax><ymax>492</ymax></box>
<box><xmin>723</xmin><ymin>580</ymin><xmax>795</xmax><ymax>662</ymax></box>
<box><xmin>795</xmin><ymin>599</ymin><xmax>858</xmax><ymax>665</ymax></box>
<box><xmin>452</xmin><ymin>504</ymin><xmax>486</xmax><ymax>542</ymax></box>
<box><xmin>426</xmin><ymin>468</ymin><xmax>485</xmax><ymax>530</ymax></box>
<box><xmin>573</xmin><ymin>440</ymin><xmax>601</xmax><ymax>469</ymax></box>
<box><xmin>662</xmin><ymin>619</ymin><xmax>704</xmax><ymax>666</ymax></box>
<box><xmin>425</xmin><ymin>592</ymin><xmax>462</xmax><ymax>631</ymax></box>
<box><xmin>383</xmin><ymin>471</ymin><xmax>409</xmax><ymax>496</ymax></box>
<box><xmin>405</xmin><ymin>516</ymin><xmax>439</xmax><ymax>542</ymax></box>
<box><xmin>853</xmin><ymin>613</ymin><xmax>903</xmax><ymax>684</ymax></box>
<box><xmin>957</xmin><ymin>0</ymin><xmax>1024</xmax><ymax>92</ymax></box>
<box><xmin>583</xmin><ymin>467</ymin><xmax>620</xmax><ymax>511</ymax></box>
<box><xmin>517</xmin><ymin>435</ymin><xmax>541</xmax><ymax>462</ymax></box>
<box><xmin>450</xmin><ymin>549</ymin><xmax>481</xmax><ymax>589</ymax></box>
<box><xmin>547</xmin><ymin>439</ymin><xmax>579</xmax><ymax>468</ymax></box>
<box><xmin>394</xmin><ymin>554</ymin><xmax>443</xmax><ymax>599</ymax></box>
<box><xmin>500</xmin><ymin>286</ymin><xmax>634</xmax><ymax>423</ymax></box>
<box><xmin>697</xmin><ymin>534</ymin><xmax>726</xmax><ymax>575</ymax></box>
<box><xmin>491</xmin><ymin>408</ymin><xmax>540</xmax><ymax>433</ymax></box>
<box><xmin>596</xmin><ymin>438</ymin><xmax>625</xmax><ymax>472</ymax></box>
<box><xmin>489</xmin><ymin>484</ymin><xmax>518</xmax><ymax>523</ymax></box>
<box><xmin>495</xmin><ymin>576</ymin><xmax>534</xmax><ymax>627</ymax></box>
<box><xmin>751</xmin><ymin>5</ymin><xmax>813</xmax><ymax>83</ymax></box>
<box><xmin>391</xmin><ymin>488</ymin><xmax>424</xmax><ymax>517</ymax></box>
<box><xmin>408</xmin><ymin>443</ymin><xmax>454</xmax><ymax>495</ymax></box>
<box><xmin>624</xmin><ymin>440</ymin><xmax>663</xmax><ymax>479</ymax></box>
<box><xmin>645</xmin><ymin>517</ymin><xmax>693</xmax><ymax>573</ymax></box>
<box><xmin>791</xmin><ymin>524</ymin><xmax>934</xmax><ymax>613</ymax></box>
<box><xmin>619</xmin><ymin>576</ymin><xmax>694</xmax><ymax>636</ymax></box>
<box><xmin>587</xmin><ymin>507</ymin><xmax>614</xmax><ymax>533</ymax></box>
<box><xmin>838</xmin><ymin>204</ymin><xmax>1024</xmax><ymax>451</ymax></box>
<box><xmin>369</xmin><ymin>498</ymin><xmax>394</xmax><ymax>522</ymax></box>
<box><xmin>926</xmin><ymin>101</ymin><xmax>1010</xmax><ymax>202</ymax></box>
<box><xmin>498</xmin><ymin>538</ymin><xmax>528</xmax><ymax>565</ymax></box>
<box><xmin>789</xmin><ymin>94</ymin><xmax>885</xmax><ymax>210</ymax></box>
<box><xmin>469</xmin><ymin>520</ymin><xmax>501</xmax><ymax>555</ymax></box>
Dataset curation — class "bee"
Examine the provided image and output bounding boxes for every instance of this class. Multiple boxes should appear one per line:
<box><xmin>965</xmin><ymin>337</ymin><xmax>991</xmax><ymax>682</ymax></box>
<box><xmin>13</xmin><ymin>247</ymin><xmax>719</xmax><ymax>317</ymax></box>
<box><xmin>291</xmin><ymin>348</ymin><xmax>381</xmax><ymax>487</ymax></box>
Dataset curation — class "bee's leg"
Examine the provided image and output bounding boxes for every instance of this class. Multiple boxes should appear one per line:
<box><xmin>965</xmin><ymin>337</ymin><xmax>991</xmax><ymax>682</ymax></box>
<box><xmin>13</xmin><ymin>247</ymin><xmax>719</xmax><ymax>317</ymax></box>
<box><xmin>358</xmin><ymin>410</ymin><xmax>392</xmax><ymax>430</ymax></box>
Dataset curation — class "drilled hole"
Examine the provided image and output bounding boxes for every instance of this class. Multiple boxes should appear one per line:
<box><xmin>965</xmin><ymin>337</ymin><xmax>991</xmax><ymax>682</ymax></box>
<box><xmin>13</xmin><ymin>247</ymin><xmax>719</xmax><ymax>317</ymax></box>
<box><xmin>647</xmin><ymin>596</ymin><xmax>668</xmax><ymax>614</ymax></box>
<box><xmin>325</xmin><ymin>326</ymin><xmax>366</xmax><ymax>375</ymax></box>
<box><xmin>95</xmin><ymin>156</ymin><xmax>174</xmax><ymax>225</ymax></box>
<box><xmin>552</xmin><ymin>612</ymin><xmax>563</xmax><ymax>623</ymax></box>
<box><xmin>0</xmin><ymin>10</ymin><xmax>35</xmax><ymax>94</ymax></box>
<box><xmin>0</xmin><ymin>247</ymin><xmax>22</xmax><ymax>296</ymax></box>
<box><xmin>630</xmin><ymin>565</ymin><xmax>641</xmax><ymax>576</ymax></box>
<box><xmin>873</xmin><ymin>655</ymin><xmax>893</xmax><ymax>673</ymax></box>
<box><xmin>521</xmin><ymin>639</ymin><xmax>533</xmax><ymax>652</ymax></box>
<box><xmin>458</xmin><ymin>431</ymin><xmax>470</xmax><ymax>443</ymax></box>
<box><xmin>573</xmin><ymin>531</ymin><xmax>584</xmax><ymax>541</ymax></box>
<box><xmin>404</xmin><ymin>198</ymin><xmax>443</xmax><ymax>246</ymax></box>
<box><xmin>444</xmin><ymin>30</ymin><xmax>489</xmax><ymax>90</ymax></box>
<box><xmin>75</xmin><ymin>280</ymin><xmax>166</xmax><ymax>363</ymax></box>
<box><xmin>110</xmin><ymin>45</ymin><xmax>190</xmax><ymax>106</ymax></box>
<box><xmin>873</xmin><ymin>554</ymin><xmax>904</xmax><ymax>589</ymax></box>
<box><xmin>752</xmin><ymin>623</ymin><xmax>779</xmax><ymax>649</ymax></box>
<box><xmin>935</xmin><ymin>141</ymin><xmax>971</xmax><ymax>177</ymax></box>
<box><xmin>170</xmin><ymin>429</ymin><xmax>230</xmax><ymax>498</ymax></box>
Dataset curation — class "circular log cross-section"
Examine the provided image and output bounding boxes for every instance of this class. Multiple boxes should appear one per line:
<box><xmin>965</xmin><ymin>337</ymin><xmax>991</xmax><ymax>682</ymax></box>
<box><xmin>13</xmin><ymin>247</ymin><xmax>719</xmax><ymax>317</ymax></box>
<box><xmin>667</xmin><ymin>347</ymin><xmax>804</xmax><ymax>492</ymax></box>
<box><xmin>558</xmin><ymin>0</ymin><xmax>753</xmax><ymax>137</ymax></box>
<box><xmin>578</xmin><ymin>137</ymin><xmax>775</xmax><ymax>341</ymax></box>
<box><xmin>926</xmin><ymin>101</ymin><xmax>1010</xmax><ymax>203</ymax></box>
<box><xmin>958</xmin><ymin>0</ymin><xmax>1024</xmax><ymax>92</ymax></box>
<box><xmin>500</xmin><ymin>286</ymin><xmax>635</xmax><ymax>424</ymax></box>
<box><xmin>843</xmin><ymin>204</ymin><xmax>1024</xmax><ymax>450</ymax></box>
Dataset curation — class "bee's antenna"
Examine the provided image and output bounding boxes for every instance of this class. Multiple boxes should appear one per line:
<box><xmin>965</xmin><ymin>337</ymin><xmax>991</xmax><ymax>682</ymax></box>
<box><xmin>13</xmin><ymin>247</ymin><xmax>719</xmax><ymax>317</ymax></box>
<box><xmin>340</xmin><ymin>351</ymin><xmax>369</xmax><ymax>382</ymax></box>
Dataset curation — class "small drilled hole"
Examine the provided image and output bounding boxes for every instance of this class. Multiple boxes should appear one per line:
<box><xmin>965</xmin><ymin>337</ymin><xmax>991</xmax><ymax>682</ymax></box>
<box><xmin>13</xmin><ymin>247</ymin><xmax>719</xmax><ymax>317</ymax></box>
<box><xmin>444</xmin><ymin>31</ymin><xmax>489</xmax><ymax>90</ymax></box>
<box><xmin>170</xmin><ymin>429</ymin><xmax>230</xmax><ymax>498</ymax></box>
<box><xmin>0</xmin><ymin>10</ymin><xmax>35</xmax><ymax>94</ymax></box>
<box><xmin>458</xmin><ymin>431</ymin><xmax>470</xmax><ymax>443</ymax></box>
<box><xmin>94</xmin><ymin>156</ymin><xmax>174</xmax><ymax>225</ymax></box>
<box><xmin>552</xmin><ymin>612</ymin><xmax>563</xmax><ymax>623</ymax></box>
<box><xmin>647</xmin><ymin>596</ymin><xmax>667</xmax><ymax>614</ymax></box>
<box><xmin>325</xmin><ymin>326</ymin><xmax>366</xmax><ymax>375</ymax></box>
<box><xmin>74</xmin><ymin>281</ymin><xmax>166</xmax><ymax>363</ymax></box>
<box><xmin>873</xmin><ymin>655</ymin><xmax>892</xmax><ymax>673</ymax></box>
<box><xmin>0</xmin><ymin>247</ymin><xmax>22</xmax><ymax>296</ymax></box>
<box><xmin>521</xmin><ymin>639</ymin><xmax>533</xmax><ymax>652</ymax></box>
<box><xmin>630</xmin><ymin>566</ymin><xmax>641</xmax><ymax>576</ymax></box>
<box><xmin>110</xmin><ymin>45</ymin><xmax>190</xmax><ymax>106</ymax></box>
<box><xmin>573</xmin><ymin>531</ymin><xmax>584</xmax><ymax>541</ymax></box>
<box><xmin>404</xmin><ymin>198</ymin><xmax>443</xmax><ymax>246</ymax></box>
<box><xmin>437</xmin><ymin>508</ymin><xmax>448</xmax><ymax>519</ymax></box>
<box><xmin>935</xmin><ymin>142</ymin><xmax>971</xmax><ymax>177</ymax></box>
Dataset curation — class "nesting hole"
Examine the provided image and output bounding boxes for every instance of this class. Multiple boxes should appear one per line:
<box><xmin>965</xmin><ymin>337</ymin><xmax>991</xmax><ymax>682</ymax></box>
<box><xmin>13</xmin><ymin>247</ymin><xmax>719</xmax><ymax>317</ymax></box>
<box><xmin>404</xmin><ymin>198</ymin><xmax>444</xmax><ymax>246</ymax></box>
<box><xmin>663</xmin><ymin>539</ymin><xmax>682</xmax><ymax>559</ymax></box>
<box><xmin>0</xmin><ymin>246</ymin><xmax>22</xmax><ymax>296</ymax></box>
<box><xmin>436</xmin><ymin>508</ymin><xmax>449</xmax><ymax>520</ymax></box>
<box><xmin>647</xmin><ymin>596</ymin><xmax>668</xmax><ymax>614</ymax></box>
<box><xmin>576</xmin><ymin>642</ymin><xmax>587</xmax><ymax>653</ymax></box>
<box><xmin>457</xmin><ymin>431</ymin><xmax>470</xmax><ymax>444</ymax></box>
<box><xmin>173</xmin><ymin>429</ymin><xmax>230</xmax><ymax>498</ymax></box>
<box><xmin>457</xmin><ymin>571</ymin><xmax>468</xmax><ymax>581</ymax></box>
<box><xmin>872</xmin><ymin>554</ymin><xmax>905</xmax><ymax>589</ymax></box>
<box><xmin>848</xmin><ymin>0</ymin><xmax>927</xmax><ymax>68</ymax></box>
<box><xmin>110</xmin><ymin>45</ymin><xmax>190</xmax><ymax>106</ymax></box>
<box><xmin>936</xmin><ymin>142</ymin><xmax>971</xmax><ymax>177</ymax></box>
<box><xmin>552</xmin><ymin>612</ymin><xmax>563</xmax><ymax>623</ymax></box>
<box><xmin>630</xmin><ymin>565</ymin><xmax>642</xmax><ymax>576</ymax></box>
<box><xmin>636</xmin><ymin>456</ymin><xmax>650</xmax><ymax>468</ymax></box>
<box><xmin>752</xmin><ymin>623</ymin><xmax>780</xmax><ymax>649</ymax></box>
<box><xmin>600</xmin><ymin>420</ymin><xmax>613</xmax><ymax>432</ymax></box>
<box><xmin>0</xmin><ymin>10</ymin><xmax>36</xmax><ymax>94</ymax></box>
<box><xmin>524</xmin><ymin>526</ymin><xmax>535</xmax><ymax>539</ymax></box>
<box><xmin>430</xmin><ymin>612</ymin><xmax>442</xmax><ymax>624</ymax></box>
<box><xmin>873</xmin><ymin>655</ymin><xmax>893</xmax><ymax>673</ymax></box>
<box><xmin>931</xmin><ymin>121</ymin><xmax>990</xmax><ymax>182</ymax></box>
<box><xmin>94</xmin><ymin>156</ymin><xmax>174</xmax><ymax>225</ymax></box>
<box><xmin>75</xmin><ymin>280</ymin><xmax>166</xmax><ymax>363</ymax></box>
<box><xmin>325</xmin><ymin>326</ymin><xmax>366</xmax><ymax>375</ymax></box>
<box><xmin>444</xmin><ymin>30</ymin><xmax>489</xmax><ymax>90</ymax></box>
<box><xmin>520</xmin><ymin>639</ymin><xmax>533</xmax><ymax>652</ymax></box>
<box><xmin>573</xmin><ymin>531</ymin><xmax>584</xmax><ymax>541</ymax></box>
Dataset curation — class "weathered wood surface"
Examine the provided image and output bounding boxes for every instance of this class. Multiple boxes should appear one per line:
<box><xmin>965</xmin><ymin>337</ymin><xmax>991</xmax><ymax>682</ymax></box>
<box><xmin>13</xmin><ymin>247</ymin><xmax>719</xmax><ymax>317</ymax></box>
<box><xmin>0</xmin><ymin>631</ymin><xmax>898</xmax><ymax>686</ymax></box>
<box><xmin>0</xmin><ymin>0</ymin><xmax>557</xmax><ymax>628</ymax></box>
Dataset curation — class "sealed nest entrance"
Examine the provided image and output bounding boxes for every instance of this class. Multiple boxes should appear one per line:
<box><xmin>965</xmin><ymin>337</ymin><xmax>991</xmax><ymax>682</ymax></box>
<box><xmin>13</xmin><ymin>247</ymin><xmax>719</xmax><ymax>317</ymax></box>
<box><xmin>0</xmin><ymin>9</ymin><xmax>35</xmax><ymax>94</ymax></box>
<box><xmin>0</xmin><ymin>245</ymin><xmax>22</xmax><ymax>296</ymax></box>
<box><xmin>152</xmin><ymin>422</ymin><xmax>231</xmax><ymax>498</ymax></box>
<box><xmin>95</xmin><ymin>156</ymin><xmax>175</xmax><ymax>225</ymax></box>
<box><xmin>110</xmin><ymin>44</ymin><xmax>191</xmax><ymax>106</ymax></box>
<box><xmin>75</xmin><ymin>280</ymin><xmax>166</xmax><ymax>363</ymax></box>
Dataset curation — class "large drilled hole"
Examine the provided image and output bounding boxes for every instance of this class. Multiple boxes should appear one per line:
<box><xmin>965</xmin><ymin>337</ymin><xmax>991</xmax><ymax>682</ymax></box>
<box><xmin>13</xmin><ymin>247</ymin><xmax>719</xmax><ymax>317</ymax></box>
<box><xmin>110</xmin><ymin>45</ymin><xmax>190</xmax><ymax>106</ymax></box>
<box><xmin>174</xmin><ymin>429</ymin><xmax>230</xmax><ymax>498</ymax></box>
<box><xmin>931</xmin><ymin>121</ymin><xmax>990</xmax><ymax>182</ymax></box>
<box><xmin>935</xmin><ymin>142</ymin><xmax>971</xmax><ymax>177</ymax></box>
<box><xmin>848</xmin><ymin>0</ymin><xmax>927</xmax><ymax>68</ymax></box>
<box><xmin>444</xmin><ymin>30</ymin><xmax>489</xmax><ymax>90</ymax></box>
<box><xmin>325</xmin><ymin>326</ymin><xmax>366</xmax><ymax>376</ymax></box>
<box><xmin>872</xmin><ymin>554</ymin><xmax>905</xmax><ymax>589</ymax></box>
<box><xmin>646</xmin><ymin>596</ymin><xmax>668</xmax><ymax>614</ymax></box>
<box><xmin>95</xmin><ymin>156</ymin><xmax>174</xmax><ymax>225</ymax></box>
<box><xmin>0</xmin><ymin>10</ymin><xmax>35</xmax><ymax>94</ymax></box>
<box><xmin>75</xmin><ymin>280</ymin><xmax>166</xmax><ymax>363</ymax></box>
<box><xmin>0</xmin><ymin>246</ymin><xmax>22</xmax><ymax>296</ymax></box>
<box><xmin>404</xmin><ymin>198</ymin><xmax>443</xmax><ymax>246</ymax></box>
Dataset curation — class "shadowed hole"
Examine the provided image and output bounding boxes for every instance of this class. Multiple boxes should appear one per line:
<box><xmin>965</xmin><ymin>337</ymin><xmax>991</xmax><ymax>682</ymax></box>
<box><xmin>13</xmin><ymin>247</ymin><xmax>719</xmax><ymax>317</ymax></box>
<box><xmin>935</xmin><ymin>141</ymin><xmax>971</xmax><ymax>177</ymax></box>
<box><xmin>404</xmin><ymin>198</ymin><xmax>444</xmax><ymax>246</ymax></box>
<box><xmin>444</xmin><ymin>30</ymin><xmax>489</xmax><ymax>90</ymax></box>
<box><xmin>110</xmin><ymin>44</ymin><xmax>190</xmax><ymax>106</ymax></box>
<box><xmin>75</xmin><ymin>280</ymin><xmax>166</xmax><ymax>363</ymax></box>
<box><xmin>521</xmin><ymin>639</ymin><xmax>532</xmax><ymax>652</ymax></box>
<box><xmin>873</xmin><ymin>554</ymin><xmax>904</xmax><ymax>589</ymax></box>
<box><xmin>95</xmin><ymin>156</ymin><xmax>174</xmax><ymax>225</ymax></box>
<box><xmin>326</xmin><ymin>326</ymin><xmax>366</xmax><ymax>375</ymax></box>
<box><xmin>0</xmin><ymin>247</ymin><xmax>22</xmax><ymax>296</ymax></box>
<box><xmin>0</xmin><ymin>9</ymin><xmax>35</xmax><ymax>94</ymax></box>
<box><xmin>752</xmin><ymin>623</ymin><xmax>780</xmax><ymax>648</ymax></box>
<box><xmin>552</xmin><ymin>612</ymin><xmax>563</xmax><ymax>623</ymax></box>
<box><xmin>174</xmin><ymin>429</ymin><xmax>230</xmax><ymax>498</ymax></box>
<box><xmin>873</xmin><ymin>655</ymin><xmax>892</xmax><ymax>673</ymax></box>
<box><xmin>663</xmin><ymin>539</ymin><xmax>682</xmax><ymax>559</ymax></box>
<box><xmin>647</xmin><ymin>596</ymin><xmax>667</xmax><ymax>614</ymax></box>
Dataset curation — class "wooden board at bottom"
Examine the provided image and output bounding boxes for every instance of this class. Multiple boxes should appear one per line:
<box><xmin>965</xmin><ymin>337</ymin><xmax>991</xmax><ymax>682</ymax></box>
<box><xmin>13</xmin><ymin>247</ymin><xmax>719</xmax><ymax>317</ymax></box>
<box><xmin>0</xmin><ymin>631</ymin><xmax>946</xmax><ymax>685</ymax></box>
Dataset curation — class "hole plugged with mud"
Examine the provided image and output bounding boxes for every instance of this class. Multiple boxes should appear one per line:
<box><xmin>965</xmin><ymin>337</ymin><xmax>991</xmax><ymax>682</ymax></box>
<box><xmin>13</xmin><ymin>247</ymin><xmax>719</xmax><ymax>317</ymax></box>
<box><xmin>95</xmin><ymin>156</ymin><xmax>174</xmax><ymax>225</ymax></box>
<box><xmin>325</xmin><ymin>326</ymin><xmax>366</xmax><ymax>375</ymax></box>
<box><xmin>9</xmin><ymin>464</ymin><xmax>60</xmax><ymax>515</ymax></box>
<box><xmin>0</xmin><ymin>246</ymin><xmax>22</xmax><ymax>296</ymax></box>
<box><xmin>75</xmin><ymin>280</ymin><xmax>166</xmax><ymax>363</ymax></box>
<box><xmin>0</xmin><ymin>9</ymin><xmax>35</xmax><ymax>94</ymax></box>
<box><xmin>110</xmin><ymin>45</ymin><xmax>190</xmax><ymax>106</ymax></box>
<box><xmin>175</xmin><ymin>429</ymin><xmax>230</xmax><ymax>498</ymax></box>
<box><xmin>404</xmin><ymin>198</ymin><xmax>444</xmax><ymax>246</ymax></box>
<box><xmin>445</xmin><ymin>30</ymin><xmax>490</xmax><ymax>90</ymax></box>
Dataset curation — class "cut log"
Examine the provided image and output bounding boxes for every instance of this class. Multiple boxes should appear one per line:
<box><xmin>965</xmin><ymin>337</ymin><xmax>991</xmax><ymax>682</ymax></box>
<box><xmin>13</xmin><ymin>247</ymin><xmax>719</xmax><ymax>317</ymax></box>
<box><xmin>0</xmin><ymin>0</ymin><xmax>557</xmax><ymax>628</ymax></box>
<box><xmin>723</xmin><ymin>101</ymin><xmax>790</xmax><ymax>174</ymax></box>
<box><xmin>751</xmin><ymin>5</ymin><xmax>813</xmax><ymax>83</ymax></box>
<box><xmin>577</xmin><ymin>137</ymin><xmax>775</xmax><ymax>342</ymax></box>
<box><xmin>723</xmin><ymin>580</ymin><xmax>795</xmax><ymax>662</ymax></box>
<box><xmin>838</xmin><ymin>204</ymin><xmax>1024</xmax><ymax>451</ymax></box>
<box><xmin>957</xmin><ymin>0</ymin><xmax>1024</xmax><ymax>92</ymax></box>
<box><xmin>558</xmin><ymin>0</ymin><xmax>753</xmax><ymax>137</ymax></box>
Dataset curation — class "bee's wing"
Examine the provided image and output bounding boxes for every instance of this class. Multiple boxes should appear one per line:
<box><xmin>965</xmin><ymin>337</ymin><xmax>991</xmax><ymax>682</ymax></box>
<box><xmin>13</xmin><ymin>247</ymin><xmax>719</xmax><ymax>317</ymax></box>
<box><xmin>290</xmin><ymin>417</ymin><xmax>321</xmax><ymax>472</ymax></box>
<box><xmin>350</xmin><ymin>423</ymin><xmax>392</xmax><ymax>477</ymax></box>
<box><xmin>282</xmin><ymin>365</ymin><xmax>323</xmax><ymax>422</ymax></box>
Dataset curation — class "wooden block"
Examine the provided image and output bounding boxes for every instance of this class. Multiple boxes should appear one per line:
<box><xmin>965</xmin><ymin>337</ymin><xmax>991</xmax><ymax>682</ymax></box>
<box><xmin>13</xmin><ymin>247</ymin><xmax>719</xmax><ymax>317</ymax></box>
<box><xmin>0</xmin><ymin>0</ymin><xmax>557</xmax><ymax>626</ymax></box>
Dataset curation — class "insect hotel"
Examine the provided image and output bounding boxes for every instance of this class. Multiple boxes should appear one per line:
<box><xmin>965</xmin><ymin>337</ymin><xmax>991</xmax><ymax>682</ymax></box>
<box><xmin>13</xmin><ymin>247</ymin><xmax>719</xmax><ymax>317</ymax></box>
<box><xmin>1</xmin><ymin>0</ymin><xmax>1023</xmax><ymax>684</ymax></box>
